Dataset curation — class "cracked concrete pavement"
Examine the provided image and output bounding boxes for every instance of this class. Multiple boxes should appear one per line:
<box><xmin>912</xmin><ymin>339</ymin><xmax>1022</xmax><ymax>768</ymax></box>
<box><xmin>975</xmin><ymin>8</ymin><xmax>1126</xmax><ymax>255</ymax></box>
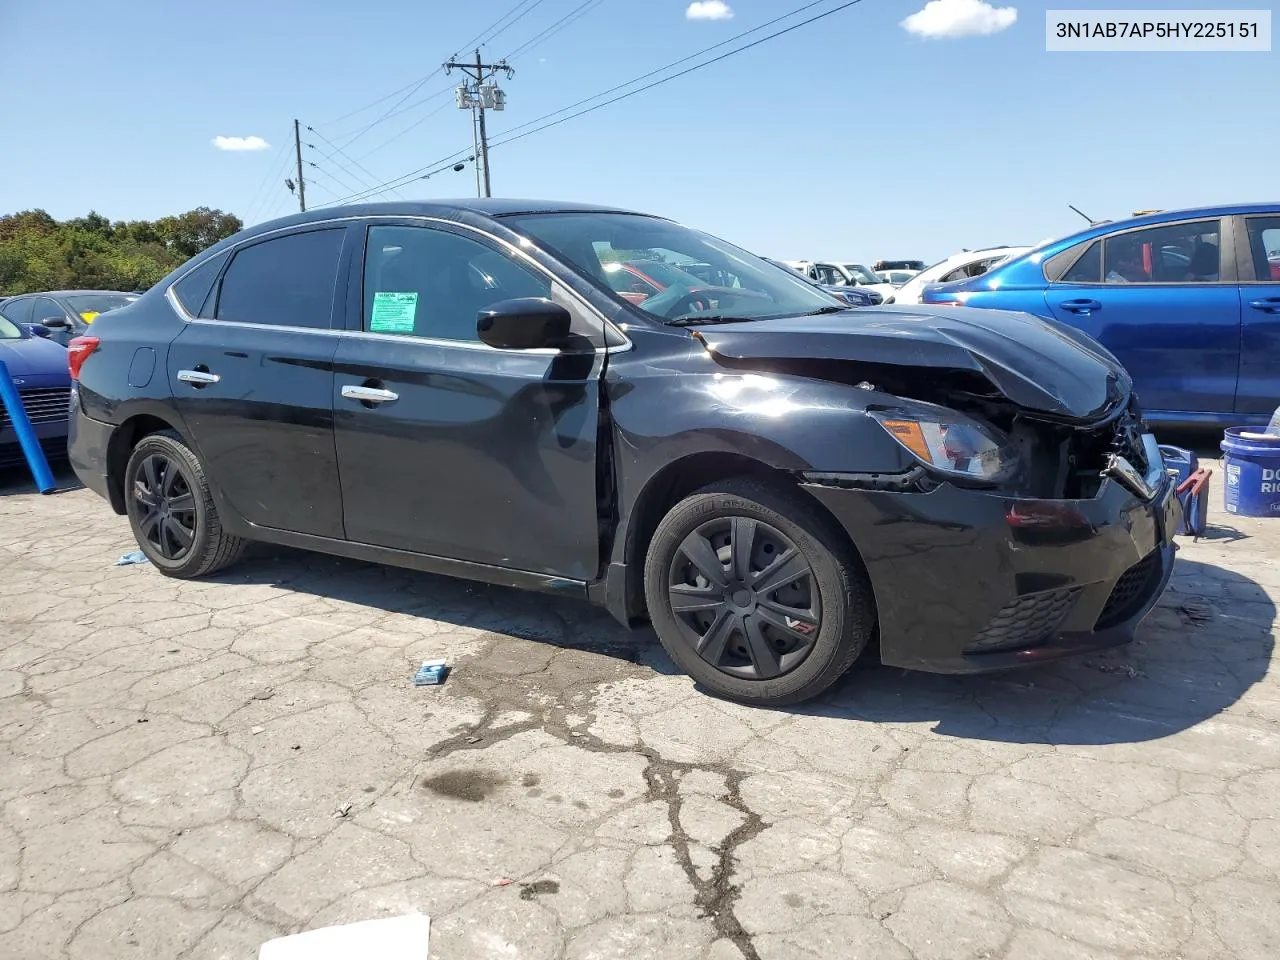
<box><xmin>1</xmin><ymin>459</ymin><xmax>1278</xmax><ymax>959</ymax></box>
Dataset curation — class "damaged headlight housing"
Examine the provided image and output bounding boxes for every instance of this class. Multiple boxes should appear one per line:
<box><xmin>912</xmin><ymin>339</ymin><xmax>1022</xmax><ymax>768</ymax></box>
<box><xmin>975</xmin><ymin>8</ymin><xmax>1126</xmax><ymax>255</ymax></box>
<box><xmin>871</xmin><ymin>410</ymin><xmax>1018</xmax><ymax>483</ymax></box>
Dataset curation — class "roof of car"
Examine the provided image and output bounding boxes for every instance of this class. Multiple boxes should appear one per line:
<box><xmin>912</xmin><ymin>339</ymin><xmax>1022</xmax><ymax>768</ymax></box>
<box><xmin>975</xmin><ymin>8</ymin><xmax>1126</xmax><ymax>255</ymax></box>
<box><xmin>248</xmin><ymin>199</ymin><xmax>643</xmax><ymax>235</ymax></box>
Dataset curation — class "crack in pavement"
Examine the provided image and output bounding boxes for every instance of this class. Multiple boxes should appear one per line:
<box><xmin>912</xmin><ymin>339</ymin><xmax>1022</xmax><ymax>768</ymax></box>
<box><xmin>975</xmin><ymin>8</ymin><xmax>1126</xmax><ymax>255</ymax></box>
<box><xmin>418</xmin><ymin>633</ymin><xmax>769</xmax><ymax>958</ymax></box>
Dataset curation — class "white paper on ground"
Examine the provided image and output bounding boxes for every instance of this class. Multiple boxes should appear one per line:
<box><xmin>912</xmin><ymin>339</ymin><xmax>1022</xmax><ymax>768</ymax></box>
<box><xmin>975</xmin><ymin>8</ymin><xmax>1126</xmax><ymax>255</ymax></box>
<box><xmin>259</xmin><ymin>914</ymin><xmax>430</xmax><ymax>960</ymax></box>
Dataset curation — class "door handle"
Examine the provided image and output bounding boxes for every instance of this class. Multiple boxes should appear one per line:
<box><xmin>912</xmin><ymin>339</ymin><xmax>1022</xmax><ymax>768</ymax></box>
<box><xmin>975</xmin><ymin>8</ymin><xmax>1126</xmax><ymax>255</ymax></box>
<box><xmin>1248</xmin><ymin>298</ymin><xmax>1280</xmax><ymax>313</ymax></box>
<box><xmin>341</xmin><ymin>385</ymin><xmax>399</xmax><ymax>404</ymax></box>
<box><xmin>176</xmin><ymin>369</ymin><xmax>221</xmax><ymax>386</ymax></box>
<box><xmin>1060</xmin><ymin>298</ymin><xmax>1102</xmax><ymax>314</ymax></box>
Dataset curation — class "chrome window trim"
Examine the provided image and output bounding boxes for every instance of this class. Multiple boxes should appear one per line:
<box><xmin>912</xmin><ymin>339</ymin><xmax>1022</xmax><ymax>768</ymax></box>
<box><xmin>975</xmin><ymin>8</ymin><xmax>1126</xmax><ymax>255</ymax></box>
<box><xmin>164</xmin><ymin>214</ymin><xmax>632</xmax><ymax>352</ymax></box>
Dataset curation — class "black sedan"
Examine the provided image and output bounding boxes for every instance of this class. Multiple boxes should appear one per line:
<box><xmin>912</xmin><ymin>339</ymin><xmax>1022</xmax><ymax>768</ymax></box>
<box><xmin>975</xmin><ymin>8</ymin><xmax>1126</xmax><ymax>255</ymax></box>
<box><xmin>0</xmin><ymin>290</ymin><xmax>139</xmax><ymax>346</ymax></box>
<box><xmin>66</xmin><ymin>200</ymin><xmax>1177</xmax><ymax>706</ymax></box>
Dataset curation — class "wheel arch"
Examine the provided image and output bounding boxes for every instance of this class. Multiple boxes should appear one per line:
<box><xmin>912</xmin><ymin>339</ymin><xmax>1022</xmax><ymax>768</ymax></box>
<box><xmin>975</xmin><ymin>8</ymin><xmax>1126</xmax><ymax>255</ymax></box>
<box><xmin>104</xmin><ymin>413</ymin><xmax>188</xmax><ymax>514</ymax></box>
<box><xmin>608</xmin><ymin>450</ymin><xmax>866</xmax><ymax>624</ymax></box>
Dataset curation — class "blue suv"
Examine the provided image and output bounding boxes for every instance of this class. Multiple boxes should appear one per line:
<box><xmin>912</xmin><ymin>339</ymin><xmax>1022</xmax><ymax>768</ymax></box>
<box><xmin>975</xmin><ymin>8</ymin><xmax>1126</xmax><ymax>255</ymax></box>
<box><xmin>921</xmin><ymin>204</ymin><xmax>1280</xmax><ymax>426</ymax></box>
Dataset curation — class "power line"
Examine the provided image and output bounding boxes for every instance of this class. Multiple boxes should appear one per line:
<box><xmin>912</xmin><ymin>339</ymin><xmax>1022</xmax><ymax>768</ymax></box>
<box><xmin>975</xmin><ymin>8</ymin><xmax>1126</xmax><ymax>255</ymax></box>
<box><xmin>306</xmin><ymin>127</ymin><xmax>406</xmax><ymax>198</ymax></box>
<box><xmin>503</xmin><ymin>0</ymin><xmax>606</xmax><ymax>61</ymax></box>
<box><xmin>315</xmin><ymin>143</ymin><xmax>478</xmax><ymax>207</ymax></box>
<box><xmin>354</xmin><ymin>100</ymin><xmax>455</xmax><ymax>162</ymax></box>
<box><xmin>451</xmin><ymin>0</ymin><xmax>541</xmax><ymax>57</ymax></box>
<box><xmin>493</xmin><ymin>0</ymin><xmax>838</xmax><ymax>145</ymax></box>
<box><xmin>241</xmin><ymin>128</ymin><xmax>296</xmax><ymax>224</ymax></box>
<box><xmin>318</xmin><ymin>0</ymin><xmax>866</xmax><ymax>206</ymax></box>
<box><xmin>306</xmin><ymin>159</ymin><xmax>367</xmax><ymax>198</ymax></box>
<box><xmin>484</xmin><ymin>0</ymin><xmax>550</xmax><ymax>47</ymax></box>
<box><xmin>317</xmin><ymin>0</ymin><xmax>547</xmax><ymax>135</ymax></box>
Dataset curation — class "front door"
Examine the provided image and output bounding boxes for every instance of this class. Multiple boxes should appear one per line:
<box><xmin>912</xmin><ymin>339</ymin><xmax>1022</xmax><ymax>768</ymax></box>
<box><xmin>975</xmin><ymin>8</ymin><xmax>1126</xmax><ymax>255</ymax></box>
<box><xmin>1237</xmin><ymin>214</ymin><xmax>1280</xmax><ymax>417</ymax></box>
<box><xmin>166</xmin><ymin>225</ymin><xmax>351</xmax><ymax>538</ymax></box>
<box><xmin>332</xmin><ymin>221</ymin><xmax>605</xmax><ymax>580</ymax></box>
<box><xmin>1044</xmin><ymin>217</ymin><xmax>1240</xmax><ymax>415</ymax></box>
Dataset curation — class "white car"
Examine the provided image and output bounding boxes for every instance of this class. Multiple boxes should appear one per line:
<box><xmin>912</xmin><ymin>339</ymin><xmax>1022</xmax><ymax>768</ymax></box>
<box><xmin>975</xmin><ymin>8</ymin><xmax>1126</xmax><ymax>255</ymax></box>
<box><xmin>875</xmin><ymin>269</ymin><xmax>919</xmax><ymax>286</ymax></box>
<box><xmin>805</xmin><ymin>261</ymin><xmax>896</xmax><ymax>301</ymax></box>
<box><xmin>885</xmin><ymin>246</ymin><xmax>1032</xmax><ymax>305</ymax></box>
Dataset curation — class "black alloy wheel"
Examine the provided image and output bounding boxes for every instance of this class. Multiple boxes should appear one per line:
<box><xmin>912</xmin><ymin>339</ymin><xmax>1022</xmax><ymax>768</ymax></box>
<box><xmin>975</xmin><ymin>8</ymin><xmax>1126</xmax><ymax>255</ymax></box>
<box><xmin>668</xmin><ymin>516</ymin><xmax>821</xmax><ymax>681</ymax></box>
<box><xmin>131</xmin><ymin>452</ymin><xmax>197</xmax><ymax>560</ymax></box>
<box><xmin>644</xmin><ymin>477</ymin><xmax>875</xmax><ymax>707</ymax></box>
<box><xmin>123</xmin><ymin>430</ymin><xmax>246</xmax><ymax>578</ymax></box>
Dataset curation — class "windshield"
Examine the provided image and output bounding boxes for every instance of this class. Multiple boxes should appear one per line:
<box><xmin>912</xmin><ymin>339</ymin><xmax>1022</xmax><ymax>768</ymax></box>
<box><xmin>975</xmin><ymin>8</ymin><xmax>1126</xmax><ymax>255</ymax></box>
<box><xmin>64</xmin><ymin>293</ymin><xmax>136</xmax><ymax>319</ymax></box>
<box><xmin>0</xmin><ymin>315</ymin><xmax>22</xmax><ymax>340</ymax></box>
<box><xmin>840</xmin><ymin>264</ymin><xmax>880</xmax><ymax>285</ymax></box>
<box><xmin>504</xmin><ymin>213</ymin><xmax>841</xmax><ymax>323</ymax></box>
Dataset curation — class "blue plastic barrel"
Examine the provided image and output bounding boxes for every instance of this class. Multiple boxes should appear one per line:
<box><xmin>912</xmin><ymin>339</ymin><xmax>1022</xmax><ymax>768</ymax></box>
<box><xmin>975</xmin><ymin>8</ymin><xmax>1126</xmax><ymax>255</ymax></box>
<box><xmin>1221</xmin><ymin>427</ymin><xmax>1280</xmax><ymax>518</ymax></box>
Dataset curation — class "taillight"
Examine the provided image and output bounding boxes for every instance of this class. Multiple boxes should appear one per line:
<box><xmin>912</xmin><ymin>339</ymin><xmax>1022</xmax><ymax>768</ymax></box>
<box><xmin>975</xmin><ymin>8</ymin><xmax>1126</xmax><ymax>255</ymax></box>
<box><xmin>67</xmin><ymin>336</ymin><xmax>100</xmax><ymax>381</ymax></box>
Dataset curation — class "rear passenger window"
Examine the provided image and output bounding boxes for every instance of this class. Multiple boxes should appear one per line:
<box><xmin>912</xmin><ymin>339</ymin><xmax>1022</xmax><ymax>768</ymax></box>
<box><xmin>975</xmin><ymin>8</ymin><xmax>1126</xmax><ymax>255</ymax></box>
<box><xmin>171</xmin><ymin>252</ymin><xmax>228</xmax><ymax>318</ymax></box>
<box><xmin>0</xmin><ymin>297</ymin><xmax>33</xmax><ymax>325</ymax></box>
<box><xmin>1061</xmin><ymin>241</ymin><xmax>1101</xmax><ymax>283</ymax></box>
<box><xmin>216</xmin><ymin>229</ymin><xmax>344</xmax><ymax>329</ymax></box>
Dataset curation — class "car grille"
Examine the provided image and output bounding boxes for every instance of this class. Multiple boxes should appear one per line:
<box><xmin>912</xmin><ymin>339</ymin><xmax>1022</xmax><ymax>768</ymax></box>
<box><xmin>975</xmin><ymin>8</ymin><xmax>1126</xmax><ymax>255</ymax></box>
<box><xmin>1095</xmin><ymin>550</ymin><xmax>1160</xmax><ymax>630</ymax></box>
<box><xmin>0</xmin><ymin>388</ymin><xmax>71</xmax><ymax>431</ymax></box>
<box><xmin>965</xmin><ymin>587</ymin><xmax>1081</xmax><ymax>654</ymax></box>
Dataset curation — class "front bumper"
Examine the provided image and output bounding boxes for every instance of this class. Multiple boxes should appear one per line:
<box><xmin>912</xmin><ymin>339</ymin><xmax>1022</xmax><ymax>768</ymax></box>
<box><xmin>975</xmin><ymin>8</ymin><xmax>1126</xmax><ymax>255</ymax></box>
<box><xmin>802</xmin><ymin>456</ymin><xmax>1179</xmax><ymax>673</ymax></box>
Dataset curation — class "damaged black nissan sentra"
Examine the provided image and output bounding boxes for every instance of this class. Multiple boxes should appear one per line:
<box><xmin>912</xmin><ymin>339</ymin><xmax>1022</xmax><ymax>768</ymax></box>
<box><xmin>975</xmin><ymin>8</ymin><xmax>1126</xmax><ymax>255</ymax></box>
<box><xmin>67</xmin><ymin>201</ymin><xmax>1178</xmax><ymax>706</ymax></box>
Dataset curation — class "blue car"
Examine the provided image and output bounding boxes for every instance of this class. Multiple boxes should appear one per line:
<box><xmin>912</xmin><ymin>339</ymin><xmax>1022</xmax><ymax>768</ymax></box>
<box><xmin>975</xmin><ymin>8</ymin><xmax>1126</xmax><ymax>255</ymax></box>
<box><xmin>0</xmin><ymin>313</ymin><xmax>72</xmax><ymax>469</ymax></box>
<box><xmin>920</xmin><ymin>203</ymin><xmax>1280</xmax><ymax>426</ymax></box>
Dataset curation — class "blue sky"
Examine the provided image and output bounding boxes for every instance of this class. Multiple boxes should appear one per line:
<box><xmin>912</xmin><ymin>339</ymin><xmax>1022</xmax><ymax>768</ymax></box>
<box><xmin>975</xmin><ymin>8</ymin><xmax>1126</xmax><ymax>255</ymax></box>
<box><xmin>1</xmin><ymin>0</ymin><xmax>1274</xmax><ymax>263</ymax></box>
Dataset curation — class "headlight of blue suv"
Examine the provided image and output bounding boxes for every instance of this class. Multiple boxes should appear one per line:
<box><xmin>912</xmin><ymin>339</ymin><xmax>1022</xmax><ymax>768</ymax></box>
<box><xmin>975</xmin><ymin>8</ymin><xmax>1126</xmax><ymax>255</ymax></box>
<box><xmin>870</xmin><ymin>410</ymin><xmax>1019</xmax><ymax>482</ymax></box>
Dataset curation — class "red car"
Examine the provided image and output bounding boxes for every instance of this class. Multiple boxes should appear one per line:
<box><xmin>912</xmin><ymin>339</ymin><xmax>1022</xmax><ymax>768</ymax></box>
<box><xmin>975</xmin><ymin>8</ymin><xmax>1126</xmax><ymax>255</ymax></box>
<box><xmin>601</xmin><ymin>260</ymin><xmax>705</xmax><ymax>304</ymax></box>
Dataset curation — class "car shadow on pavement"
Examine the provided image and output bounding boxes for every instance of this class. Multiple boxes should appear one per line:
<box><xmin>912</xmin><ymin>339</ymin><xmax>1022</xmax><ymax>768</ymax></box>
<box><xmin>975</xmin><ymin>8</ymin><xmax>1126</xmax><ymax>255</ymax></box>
<box><xmin>210</xmin><ymin>543</ymin><xmax>677</xmax><ymax>671</ymax></box>
<box><xmin>804</xmin><ymin>557</ymin><xmax>1274</xmax><ymax>746</ymax></box>
<box><xmin>216</xmin><ymin>544</ymin><xmax>1272</xmax><ymax>749</ymax></box>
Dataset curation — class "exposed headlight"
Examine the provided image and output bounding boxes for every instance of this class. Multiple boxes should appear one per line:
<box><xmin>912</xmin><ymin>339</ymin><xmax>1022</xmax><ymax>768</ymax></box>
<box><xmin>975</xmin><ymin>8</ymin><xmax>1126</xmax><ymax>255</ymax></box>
<box><xmin>871</xmin><ymin>411</ymin><xmax>1018</xmax><ymax>482</ymax></box>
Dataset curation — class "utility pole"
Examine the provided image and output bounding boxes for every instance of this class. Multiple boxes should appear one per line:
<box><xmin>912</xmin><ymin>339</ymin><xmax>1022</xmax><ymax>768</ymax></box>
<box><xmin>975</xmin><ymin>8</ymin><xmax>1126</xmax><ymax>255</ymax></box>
<box><xmin>293</xmin><ymin>118</ymin><xmax>307</xmax><ymax>212</ymax></box>
<box><xmin>444</xmin><ymin>50</ymin><xmax>512</xmax><ymax>198</ymax></box>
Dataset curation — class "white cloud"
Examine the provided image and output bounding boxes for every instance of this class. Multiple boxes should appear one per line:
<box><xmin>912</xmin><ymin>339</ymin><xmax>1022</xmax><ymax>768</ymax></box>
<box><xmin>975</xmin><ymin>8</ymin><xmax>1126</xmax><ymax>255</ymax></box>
<box><xmin>901</xmin><ymin>0</ymin><xmax>1016</xmax><ymax>39</ymax></box>
<box><xmin>212</xmin><ymin>135</ymin><xmax>271</xmax><ymax>152</ymax></box>
<box><xmin>686</xmin><ymin>1</ymin><xmax>733</xmax><ymax>21</ymax></box>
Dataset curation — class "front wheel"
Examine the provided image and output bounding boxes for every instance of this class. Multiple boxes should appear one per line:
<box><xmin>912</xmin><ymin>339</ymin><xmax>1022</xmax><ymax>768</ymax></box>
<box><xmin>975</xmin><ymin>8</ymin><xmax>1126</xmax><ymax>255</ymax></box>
<box><xmin>123</xmin><ymin>430</ymin><xmax>246</xmax><ymax>578</ymax></box>
<box><xmin>643</xmin><ymin>477</ymin><xmax>875</xmax><ymax>707</ymax></box>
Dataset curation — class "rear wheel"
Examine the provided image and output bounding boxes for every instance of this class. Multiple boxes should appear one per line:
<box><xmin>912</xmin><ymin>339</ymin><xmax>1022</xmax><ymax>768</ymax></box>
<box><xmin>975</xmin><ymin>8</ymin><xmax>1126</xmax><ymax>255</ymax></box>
<box><xmin>123</xmin><ymin>430</ymin><xmax>245</xmax><ymax>578</ymax></box>
<box><xmin>643</xmin><ymin>477</ymin><xmax>875</xmax><ymax>706</ymax></box>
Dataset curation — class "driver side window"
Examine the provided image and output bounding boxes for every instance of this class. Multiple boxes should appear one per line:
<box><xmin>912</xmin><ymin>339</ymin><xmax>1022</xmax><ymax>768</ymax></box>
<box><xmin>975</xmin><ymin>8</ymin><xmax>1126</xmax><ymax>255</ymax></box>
<box><xmin>363</xmin><ymin>225</ymin><xmax>551</xmax><ymax>343</ymax></box>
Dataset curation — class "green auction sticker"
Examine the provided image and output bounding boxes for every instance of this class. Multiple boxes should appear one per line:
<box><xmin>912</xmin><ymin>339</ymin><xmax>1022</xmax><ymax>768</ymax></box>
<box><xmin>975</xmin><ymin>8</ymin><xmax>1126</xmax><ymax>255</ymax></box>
<box><xmin>370</xmin><ymin>291</ymin><xmax>418</xmax><ymax>333</ymax></box>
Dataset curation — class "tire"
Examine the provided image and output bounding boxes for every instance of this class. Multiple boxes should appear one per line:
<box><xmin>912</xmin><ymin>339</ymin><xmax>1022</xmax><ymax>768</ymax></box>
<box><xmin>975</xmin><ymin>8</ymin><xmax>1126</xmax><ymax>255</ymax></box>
<box><xmin>123</xmin><ymin>429</ymin><xmax>246</xmax><ymax>579</ymax></box>
<box><xmin>643</xmin><ymin>476</ymin><xmax>875</xmax><ymax>707</ymax></box>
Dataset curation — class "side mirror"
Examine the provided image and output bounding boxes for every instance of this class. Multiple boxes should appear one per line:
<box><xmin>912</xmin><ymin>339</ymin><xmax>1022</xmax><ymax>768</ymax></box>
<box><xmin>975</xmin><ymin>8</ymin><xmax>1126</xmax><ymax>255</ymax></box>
<box><xmin>41</xmin><ymin>317</ymin><xmax>69</xmax><ymax>329</ymax></box>
<box><xmin>26</xmin><ymin>323</ymin><xmax>52</xmax><ymax>338</ymax></box>
<box><xmin>476</xmin><ymin>298</ymin><xmax>571</xmax><ymax>350</ymax></box>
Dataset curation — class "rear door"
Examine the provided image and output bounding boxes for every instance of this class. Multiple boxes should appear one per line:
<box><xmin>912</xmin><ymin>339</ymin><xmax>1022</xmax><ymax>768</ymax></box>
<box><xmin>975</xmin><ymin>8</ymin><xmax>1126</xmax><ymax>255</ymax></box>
<box><xmin>1236</xmin><ymin>214</ymin><xmax>1280</xmax><ymax>417</ymax></box>
<box><xmin>1044</xmin><ymin>217</ymin><xmax>1240</xmax><ymax>415</ymax></box>
<box><xmin>331</xmin><ymin>219</ymin><xmax>606</xmax><ymax>580</ymax></box>
<box><xmin>166</xmin><ymin>225</ymin><xmax>352</xmax><ymax>538</ymax></box>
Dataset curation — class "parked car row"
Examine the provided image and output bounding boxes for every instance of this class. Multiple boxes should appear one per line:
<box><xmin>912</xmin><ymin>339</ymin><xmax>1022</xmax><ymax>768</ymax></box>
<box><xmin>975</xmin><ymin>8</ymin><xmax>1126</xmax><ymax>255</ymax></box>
<box><xmin>0</xmin><ymin>290</ymin><xmax>138</xmax><ymax>346</ymax></box>
<box><xmin>919</xmin><ymin>203</ymin><xmax>1280</xmax><ymax>426</ymax></box>
<box><xmin>0</xmin><ymin>289</ymin><xmax>135</xmax><ymax>467</ymax></box>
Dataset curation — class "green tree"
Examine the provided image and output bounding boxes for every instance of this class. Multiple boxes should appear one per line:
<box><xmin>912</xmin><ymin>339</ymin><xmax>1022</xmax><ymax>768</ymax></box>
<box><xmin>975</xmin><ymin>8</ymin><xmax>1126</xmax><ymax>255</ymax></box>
<box><xmin>0</xmin><ymin>207</ymin><xmax>243</xmax><ymax>295</ymax></box>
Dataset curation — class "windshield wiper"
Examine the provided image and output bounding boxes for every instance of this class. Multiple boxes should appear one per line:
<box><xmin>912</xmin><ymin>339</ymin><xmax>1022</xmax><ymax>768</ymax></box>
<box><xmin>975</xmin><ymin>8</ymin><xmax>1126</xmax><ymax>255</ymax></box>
<box><xmin>663</xmin><ymin>315</ymin><xmax>760</xmax><ymax>327</ymax></box>
<box><xmin>804</xmin><ymin>306</ymin><xmax>849</xmax><ymax>315</ymax></box>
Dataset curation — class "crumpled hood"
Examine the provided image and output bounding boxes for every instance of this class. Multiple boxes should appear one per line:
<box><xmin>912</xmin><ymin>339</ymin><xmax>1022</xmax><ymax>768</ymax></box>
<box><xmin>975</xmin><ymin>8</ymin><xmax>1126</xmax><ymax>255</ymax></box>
<box><xmin>690</xmin><ymin>304</ymin><xmax>1130</xmax><ymax>421</ymax></box>
<box><xmin>0</xmin><ymin>335</ymin><xmax>69</xmax><ymax>381</ymax></box>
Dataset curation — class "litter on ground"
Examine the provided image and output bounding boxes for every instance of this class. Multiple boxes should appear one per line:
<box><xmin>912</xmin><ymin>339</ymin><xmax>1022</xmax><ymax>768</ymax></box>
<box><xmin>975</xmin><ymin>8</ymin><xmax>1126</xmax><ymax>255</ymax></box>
<box><xmin>258</xmin><ymin>913</ymin><xmax>430</xmax><ymax>960</ymax></box>
<box><xmin>412</xmin><ymin>660</ymin><xmax>448</xmax><ymax>686</ymax></box>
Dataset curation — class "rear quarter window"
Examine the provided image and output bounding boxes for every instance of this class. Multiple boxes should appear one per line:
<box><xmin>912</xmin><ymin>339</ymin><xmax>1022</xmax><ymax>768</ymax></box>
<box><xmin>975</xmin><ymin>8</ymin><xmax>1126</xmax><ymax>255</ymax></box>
<box><xmin>171</xmin><ymin>252</ymin><xmax>229</xmax><ymax>318</ymax></box>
